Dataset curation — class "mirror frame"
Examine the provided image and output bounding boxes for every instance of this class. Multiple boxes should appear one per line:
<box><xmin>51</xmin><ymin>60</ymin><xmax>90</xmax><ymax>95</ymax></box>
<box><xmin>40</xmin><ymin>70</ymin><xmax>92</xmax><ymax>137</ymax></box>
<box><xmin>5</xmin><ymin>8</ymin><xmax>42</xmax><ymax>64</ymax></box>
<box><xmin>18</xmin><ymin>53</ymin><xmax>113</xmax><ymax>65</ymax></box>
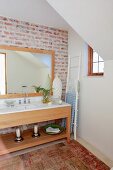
<box><xmin>0</xmin><ymin>45</ymin><xmax>55</xmax><ymax>98</ymax></box>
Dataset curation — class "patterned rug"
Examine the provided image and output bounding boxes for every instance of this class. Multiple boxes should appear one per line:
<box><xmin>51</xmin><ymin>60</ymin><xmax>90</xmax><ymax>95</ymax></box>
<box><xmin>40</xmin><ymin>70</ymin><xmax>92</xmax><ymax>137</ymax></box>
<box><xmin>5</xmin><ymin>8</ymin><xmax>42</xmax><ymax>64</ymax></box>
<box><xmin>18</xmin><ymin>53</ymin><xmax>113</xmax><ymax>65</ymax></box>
<box><xmin>0</xmin><ymin>140</ymin><xmax>110</xmax><ymax>170</ymax></box>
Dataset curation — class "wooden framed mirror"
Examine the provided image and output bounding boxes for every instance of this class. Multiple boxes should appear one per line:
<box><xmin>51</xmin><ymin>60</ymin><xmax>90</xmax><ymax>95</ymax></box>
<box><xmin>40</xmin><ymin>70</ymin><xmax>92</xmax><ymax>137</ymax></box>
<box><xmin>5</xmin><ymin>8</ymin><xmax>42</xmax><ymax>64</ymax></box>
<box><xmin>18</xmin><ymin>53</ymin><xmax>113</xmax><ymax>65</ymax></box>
<box><xmin>0</xmin><ymin>45</ymin><xmax>54</xmax><ymax>98</ymax></box>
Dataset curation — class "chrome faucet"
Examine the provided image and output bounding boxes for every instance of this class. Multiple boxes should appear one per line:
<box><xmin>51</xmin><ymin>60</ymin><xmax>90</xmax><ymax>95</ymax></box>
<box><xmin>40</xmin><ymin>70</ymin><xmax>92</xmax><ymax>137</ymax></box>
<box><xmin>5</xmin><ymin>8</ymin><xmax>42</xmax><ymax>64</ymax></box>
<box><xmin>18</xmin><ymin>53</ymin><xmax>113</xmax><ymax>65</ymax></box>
<box><xmin>22</xmin><ymin>85</ymin><xmax>27</xmax><ymax>104</ymax></box>
<box><xmin>24</xmin><ymin>95</ymin><xmax>27</xmax><ymax>104</ymax></box>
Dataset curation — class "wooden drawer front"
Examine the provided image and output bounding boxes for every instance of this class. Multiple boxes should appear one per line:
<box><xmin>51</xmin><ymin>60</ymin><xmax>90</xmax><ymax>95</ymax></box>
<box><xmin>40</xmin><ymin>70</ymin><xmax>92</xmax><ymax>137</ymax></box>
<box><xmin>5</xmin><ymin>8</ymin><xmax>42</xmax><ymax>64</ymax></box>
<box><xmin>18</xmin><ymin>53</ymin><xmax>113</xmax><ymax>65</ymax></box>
<box><xmin>0</xmin><ymin>106</ymin><xmax>71</xmax><ymax>129</ymax></box>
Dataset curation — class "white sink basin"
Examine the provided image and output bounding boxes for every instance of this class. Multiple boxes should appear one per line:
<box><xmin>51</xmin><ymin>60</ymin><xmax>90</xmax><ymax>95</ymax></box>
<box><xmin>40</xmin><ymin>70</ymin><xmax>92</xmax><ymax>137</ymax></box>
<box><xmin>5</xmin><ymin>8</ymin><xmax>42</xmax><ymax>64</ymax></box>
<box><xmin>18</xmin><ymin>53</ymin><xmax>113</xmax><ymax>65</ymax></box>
<box><xmin>0</xmin><ymin>102</ymin><xmax>48</xmax><ymax>114</ymax></box>
<box><xmin>0</xmin><ymin>102</ymin><xmax>69</xmax><ymax>115</ymax></box>
<box><xmin>15</xmin><ymin>103</ymin><xmax>38</xmax><ymax>109</ymax></box>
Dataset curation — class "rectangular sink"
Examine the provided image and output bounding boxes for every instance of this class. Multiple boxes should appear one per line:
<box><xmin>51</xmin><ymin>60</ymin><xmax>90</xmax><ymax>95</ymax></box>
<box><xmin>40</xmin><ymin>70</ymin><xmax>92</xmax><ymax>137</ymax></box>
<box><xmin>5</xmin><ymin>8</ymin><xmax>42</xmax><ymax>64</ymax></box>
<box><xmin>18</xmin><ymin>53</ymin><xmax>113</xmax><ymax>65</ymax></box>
<box><xmin>0</xmin><ymin>102</ymin><xmax>68</xmax><ymax>115</ymax></box>
<box><xmin>0</xmin><ymin>103</ymin><xmax>48</xmax><ymax>114</ymax></box>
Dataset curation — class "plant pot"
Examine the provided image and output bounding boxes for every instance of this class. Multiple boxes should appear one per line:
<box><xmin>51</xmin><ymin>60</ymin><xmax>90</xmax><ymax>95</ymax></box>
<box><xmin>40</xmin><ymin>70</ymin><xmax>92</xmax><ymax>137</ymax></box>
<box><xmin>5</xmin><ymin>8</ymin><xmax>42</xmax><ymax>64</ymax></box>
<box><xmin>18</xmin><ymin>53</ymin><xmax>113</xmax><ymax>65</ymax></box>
<box><xmin>42</xmin><ymin>94</ymin><xmax>51</xmax><ymax>103</ymax></box>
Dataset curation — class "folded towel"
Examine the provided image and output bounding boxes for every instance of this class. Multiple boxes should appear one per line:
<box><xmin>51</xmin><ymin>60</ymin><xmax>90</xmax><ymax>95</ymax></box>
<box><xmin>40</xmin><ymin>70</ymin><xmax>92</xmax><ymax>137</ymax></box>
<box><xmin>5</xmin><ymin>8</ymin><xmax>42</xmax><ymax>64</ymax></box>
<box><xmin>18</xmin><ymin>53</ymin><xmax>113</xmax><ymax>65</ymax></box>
<box><xmin>46</xmin><ymin>127</ymin><xmax>60</xmax><ymax>133</ymax></box>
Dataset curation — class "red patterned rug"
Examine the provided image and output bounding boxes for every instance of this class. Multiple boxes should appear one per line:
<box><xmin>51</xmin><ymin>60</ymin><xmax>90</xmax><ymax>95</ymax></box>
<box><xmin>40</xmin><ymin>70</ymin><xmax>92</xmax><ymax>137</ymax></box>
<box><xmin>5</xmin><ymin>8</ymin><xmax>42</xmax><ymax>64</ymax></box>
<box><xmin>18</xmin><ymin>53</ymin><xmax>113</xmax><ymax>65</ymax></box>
<box><xmin>0</xmin><ymin>140</ymin><xmax>110</xmax><ymax>170</ymax></box>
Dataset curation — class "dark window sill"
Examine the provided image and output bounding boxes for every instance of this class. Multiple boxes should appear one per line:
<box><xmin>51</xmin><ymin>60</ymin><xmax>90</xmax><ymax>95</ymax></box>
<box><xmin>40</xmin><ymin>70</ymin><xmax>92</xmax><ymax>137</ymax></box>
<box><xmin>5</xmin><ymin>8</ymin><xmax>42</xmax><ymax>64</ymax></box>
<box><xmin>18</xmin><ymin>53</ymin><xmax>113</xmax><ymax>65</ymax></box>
<box><xmin>88</xmin><ymin>73</ymin><xmax>104</xmax><ymax>76</ymax></box>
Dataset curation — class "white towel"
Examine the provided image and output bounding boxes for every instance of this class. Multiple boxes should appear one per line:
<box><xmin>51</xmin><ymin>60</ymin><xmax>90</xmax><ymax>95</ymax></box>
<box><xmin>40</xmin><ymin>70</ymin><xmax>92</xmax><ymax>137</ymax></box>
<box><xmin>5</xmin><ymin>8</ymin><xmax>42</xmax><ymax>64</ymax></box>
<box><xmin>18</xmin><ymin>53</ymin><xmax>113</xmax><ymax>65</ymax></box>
<box><xmin>46</xmin><ymin>127</ymin><xmax>60</xmax><ymax>133</ymax></box>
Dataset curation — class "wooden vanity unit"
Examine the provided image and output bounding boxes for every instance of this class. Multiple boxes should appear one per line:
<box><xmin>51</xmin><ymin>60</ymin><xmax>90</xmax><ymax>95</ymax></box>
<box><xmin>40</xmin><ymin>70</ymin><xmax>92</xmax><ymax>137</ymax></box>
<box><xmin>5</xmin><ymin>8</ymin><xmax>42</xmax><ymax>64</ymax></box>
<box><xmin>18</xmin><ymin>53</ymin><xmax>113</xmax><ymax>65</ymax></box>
<box><xmin>0</xmin><ymin>104</ymin><xmax>71</xmax><ymax>156</ymax></box>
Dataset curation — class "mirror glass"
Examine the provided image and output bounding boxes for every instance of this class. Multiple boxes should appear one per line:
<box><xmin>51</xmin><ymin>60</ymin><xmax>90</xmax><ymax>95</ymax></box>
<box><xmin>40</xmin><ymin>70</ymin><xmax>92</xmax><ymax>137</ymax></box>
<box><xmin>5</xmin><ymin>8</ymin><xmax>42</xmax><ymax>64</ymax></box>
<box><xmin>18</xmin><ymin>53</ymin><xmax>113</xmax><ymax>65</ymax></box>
<box><xmin>0</xmin><ymin>47</ymin><xmax>54</xmax><ymax>96</ymax></box>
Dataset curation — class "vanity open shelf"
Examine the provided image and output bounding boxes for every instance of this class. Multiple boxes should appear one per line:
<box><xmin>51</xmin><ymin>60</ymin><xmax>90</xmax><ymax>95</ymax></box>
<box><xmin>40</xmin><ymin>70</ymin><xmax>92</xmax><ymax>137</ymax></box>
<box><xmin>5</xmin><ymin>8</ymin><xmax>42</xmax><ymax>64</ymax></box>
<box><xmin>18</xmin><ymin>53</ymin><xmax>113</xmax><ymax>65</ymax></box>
<box><xmin>0</xmin><ymin>128</ymin><xmax>67</xmax><ymax>156</ymax></box>
<box><xmin>0</xmin><ymin>103</ymin><xmax>71</xmax><ymax>156</ymax></box>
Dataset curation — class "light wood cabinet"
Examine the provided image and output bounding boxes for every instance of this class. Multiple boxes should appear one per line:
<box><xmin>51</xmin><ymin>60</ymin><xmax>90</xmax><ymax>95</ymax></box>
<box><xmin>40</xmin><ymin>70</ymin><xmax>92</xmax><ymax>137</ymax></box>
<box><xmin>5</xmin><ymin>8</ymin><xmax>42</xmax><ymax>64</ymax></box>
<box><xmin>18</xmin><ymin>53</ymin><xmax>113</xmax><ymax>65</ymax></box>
<box><xmin>0</xmin><ymin>105</ymin><xmax>71</xmax><ymax>155</ymax></box>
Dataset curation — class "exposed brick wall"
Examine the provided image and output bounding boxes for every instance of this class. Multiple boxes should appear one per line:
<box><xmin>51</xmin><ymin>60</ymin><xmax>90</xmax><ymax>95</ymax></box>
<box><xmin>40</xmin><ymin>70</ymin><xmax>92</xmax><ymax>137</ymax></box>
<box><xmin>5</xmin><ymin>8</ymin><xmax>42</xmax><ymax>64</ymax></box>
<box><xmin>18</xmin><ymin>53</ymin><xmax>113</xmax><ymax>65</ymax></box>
<box><xmin>0</xmin><ymin>16</ymin><xmax>68</xmax><ymax>134</ymax></box>
<box><xmin>0</xmin><ymin>16</ymin><xmax>68</xmax><ymax>98</ymax></box>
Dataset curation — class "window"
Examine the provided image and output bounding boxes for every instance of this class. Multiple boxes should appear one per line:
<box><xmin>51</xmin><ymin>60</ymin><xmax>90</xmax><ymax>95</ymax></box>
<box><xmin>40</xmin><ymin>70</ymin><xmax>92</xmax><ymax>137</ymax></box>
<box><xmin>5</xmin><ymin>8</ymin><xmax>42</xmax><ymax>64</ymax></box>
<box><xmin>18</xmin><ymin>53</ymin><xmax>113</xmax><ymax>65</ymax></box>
<box><xmin>88</xmin><ymin>46</ymin><xmax>104</xmax><ymax>76</ymax></box>
<box><xmin>0</xmin><ymin>53</ymin><xmax>6</xmax><ymax>94</ymax></box>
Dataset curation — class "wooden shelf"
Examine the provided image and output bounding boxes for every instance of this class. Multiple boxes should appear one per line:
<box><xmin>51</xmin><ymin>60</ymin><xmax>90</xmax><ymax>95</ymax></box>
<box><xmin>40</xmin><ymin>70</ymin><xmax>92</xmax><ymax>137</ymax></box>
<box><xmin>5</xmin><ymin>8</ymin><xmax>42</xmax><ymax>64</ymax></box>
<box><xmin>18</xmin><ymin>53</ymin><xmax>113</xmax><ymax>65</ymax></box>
<box><xmin>0</xmin><ymin>128</ymin><xmax>67</xmax><ymax>156</ymax></box>
<box><xmin>0</xmin><ymin>106</ymin><xmax>71</xmax><ymax>156</ymax></box>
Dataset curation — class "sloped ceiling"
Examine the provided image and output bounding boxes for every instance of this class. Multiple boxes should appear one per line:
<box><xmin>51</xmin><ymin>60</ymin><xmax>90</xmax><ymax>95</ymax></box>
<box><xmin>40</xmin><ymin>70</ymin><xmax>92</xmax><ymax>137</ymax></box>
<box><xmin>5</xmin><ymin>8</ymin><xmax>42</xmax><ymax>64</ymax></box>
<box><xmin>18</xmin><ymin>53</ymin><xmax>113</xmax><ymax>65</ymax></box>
<box><xmin>47</xmin><ymin>0</ymin><xmax>113</xmax><ymax>60</ymax></box>
<box><xmin>0</xmin><ymin>0</ymin><xmax>69</xmax><ymax>30</ymax></box>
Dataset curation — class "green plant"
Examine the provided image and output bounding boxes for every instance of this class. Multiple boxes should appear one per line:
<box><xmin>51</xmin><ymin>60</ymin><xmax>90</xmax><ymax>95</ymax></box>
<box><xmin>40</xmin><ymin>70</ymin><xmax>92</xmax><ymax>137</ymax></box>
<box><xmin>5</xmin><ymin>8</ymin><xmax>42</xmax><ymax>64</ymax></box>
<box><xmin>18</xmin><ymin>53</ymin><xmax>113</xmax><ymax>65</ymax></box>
<box><xmin>33</xmin><ymin>86</ymin><xmax>51</xmax><ymax>103</ymax></box>
<box><xmin>33</xmin><ymin>86</ymin><xmax>44</xmax><ymax>93</ymax></box>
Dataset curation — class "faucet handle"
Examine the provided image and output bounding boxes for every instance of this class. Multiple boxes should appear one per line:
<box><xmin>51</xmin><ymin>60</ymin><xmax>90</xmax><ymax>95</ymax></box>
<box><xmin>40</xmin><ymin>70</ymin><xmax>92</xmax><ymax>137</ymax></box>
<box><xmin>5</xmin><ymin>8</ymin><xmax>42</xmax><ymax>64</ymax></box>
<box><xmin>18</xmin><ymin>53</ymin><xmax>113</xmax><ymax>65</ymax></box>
<box><xmin>24</xmin><ymin>98</ymin><xmax>26</xmax><ymax>104</ymax></box>
<box><xmin>28</xmin><ymin>99</ymin><xmax>30</xmax><ymax>104</ymax></box>
<box><xmin>19</xmin><ymin>100</ymin><xmax>21</xmax><ymax>104</ymax></box>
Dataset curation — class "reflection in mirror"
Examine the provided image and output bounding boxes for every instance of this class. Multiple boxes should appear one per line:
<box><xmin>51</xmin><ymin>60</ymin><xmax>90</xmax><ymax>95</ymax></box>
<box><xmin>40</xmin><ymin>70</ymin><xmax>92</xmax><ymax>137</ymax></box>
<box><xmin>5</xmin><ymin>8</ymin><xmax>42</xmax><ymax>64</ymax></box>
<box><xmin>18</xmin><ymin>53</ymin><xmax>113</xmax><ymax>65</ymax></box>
<box><xmin>0</xmin><ymin>47</ymin><xmax>54</xmax><ymax>96</ymax></box>
<box><xmin>0</xmin><ymin>53</ymin><xmax>6</xmax><ymax>94</ymax></box>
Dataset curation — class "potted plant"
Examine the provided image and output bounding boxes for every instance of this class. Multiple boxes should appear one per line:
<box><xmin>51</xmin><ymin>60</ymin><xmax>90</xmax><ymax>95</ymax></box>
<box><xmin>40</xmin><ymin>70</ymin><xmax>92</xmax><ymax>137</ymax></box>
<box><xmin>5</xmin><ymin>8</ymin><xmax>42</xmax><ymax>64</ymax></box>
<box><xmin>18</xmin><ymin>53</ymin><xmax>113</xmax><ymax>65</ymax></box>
<box><xmin>34</xmin><ymin>86</ymin><xmax>51</xmax><ymax>103</ymax></box>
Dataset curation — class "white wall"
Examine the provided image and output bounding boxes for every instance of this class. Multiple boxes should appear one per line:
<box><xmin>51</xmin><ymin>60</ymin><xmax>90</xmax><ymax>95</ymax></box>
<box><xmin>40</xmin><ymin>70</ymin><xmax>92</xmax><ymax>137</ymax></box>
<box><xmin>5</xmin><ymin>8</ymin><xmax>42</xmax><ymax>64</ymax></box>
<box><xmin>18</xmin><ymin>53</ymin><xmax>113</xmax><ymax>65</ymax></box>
<box><xmin>68</xmin><ymin>28</ymin><xmax>83</xmax><ymax>57</ymax></box>
<box><xmin>79</xmin><ymin>46</ymin><xmax>113</xmax><ymax>160</ymax></box>
<box><xmin>47</xmin><ymin>0</ymin><xmax>113</xmax><ymax>60</ymax></box>
<box><xmin>0</xmin><ymin>0</ymin><xmax>69</xmax><ymax>30</ymax></box>
<box><xmin>68</xmin><ymin>29</ymin><xmax>113</xmax><ymax>161</ymax></box>
<box><xmin>68</xmin><ymin>28</ymin><xmax>83</xmax><ymax>89</ymax></box>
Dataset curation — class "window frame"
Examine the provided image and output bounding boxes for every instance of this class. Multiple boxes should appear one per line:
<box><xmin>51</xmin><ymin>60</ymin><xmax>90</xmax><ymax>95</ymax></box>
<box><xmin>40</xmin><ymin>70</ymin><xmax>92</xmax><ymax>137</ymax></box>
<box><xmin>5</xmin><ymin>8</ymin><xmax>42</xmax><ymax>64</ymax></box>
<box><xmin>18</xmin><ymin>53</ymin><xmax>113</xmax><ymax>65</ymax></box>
<box><xmin>88</xmin><ymin>46</ymin><xmax>104</xmax><ymax>76</ymax></box>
